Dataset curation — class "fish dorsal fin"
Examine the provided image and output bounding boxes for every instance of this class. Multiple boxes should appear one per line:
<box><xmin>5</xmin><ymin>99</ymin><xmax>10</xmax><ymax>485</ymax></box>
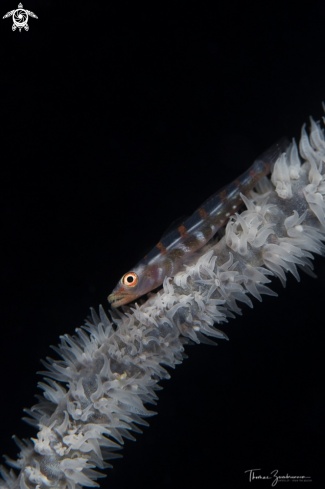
<box><xmin>161</xmin><ymin>215</ymin><xmax>188</xmax><ymax>238</ymax></box>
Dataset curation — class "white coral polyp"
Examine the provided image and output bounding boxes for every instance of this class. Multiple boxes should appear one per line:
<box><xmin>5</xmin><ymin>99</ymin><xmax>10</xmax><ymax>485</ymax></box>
<box><xmin>262</xmin><ymin>242</ymin><xmax>309</xmax><ymax>286</ymax></box>
<box><xmin>281</xmin><ymin>209</ymin><xmax>325</xmax><ymax>258</ymax></box>
<box><xmin>270</xmin><ymin>138</ymin><xmax>303</xmax><ymax>198</ymax></box>
<box><xmin>303</xmin><ymin>170</ymin><xmax>325</xmax><ymax>227</ymax></box>
<box><xmin>225</xmin><ymin>193</ymin><xmax>276</xmax><ymax>256</ymax></box>
<box><xmin>271</xmin><ymin>153</ymin><xmax>293</xmax><ymax>199</ymax></box>
<box><xmin>287</xmin><ymin>138</ymin><xmax>301</xmax><ymax>179</ymax></box>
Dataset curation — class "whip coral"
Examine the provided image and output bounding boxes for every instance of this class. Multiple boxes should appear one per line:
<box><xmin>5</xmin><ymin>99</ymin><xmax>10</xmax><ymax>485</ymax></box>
<box><xmin>1</xmin><ymin>113</ymin><xmax>325</xmax><ymax>489</ymax></box>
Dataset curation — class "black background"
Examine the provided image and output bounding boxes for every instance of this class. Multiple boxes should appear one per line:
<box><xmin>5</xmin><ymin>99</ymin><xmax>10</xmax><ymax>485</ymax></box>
<box><xmin>0</xmin><ymin>1</ymin><xmax>324</xmax><ymax>488</ymax></box>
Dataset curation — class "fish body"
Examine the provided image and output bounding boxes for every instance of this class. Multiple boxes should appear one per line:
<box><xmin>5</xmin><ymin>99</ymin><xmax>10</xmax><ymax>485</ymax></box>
<box><xmin>109</xmin><ymin>138</ymin><xmax>289</xmax><ymax>307</ymax></box>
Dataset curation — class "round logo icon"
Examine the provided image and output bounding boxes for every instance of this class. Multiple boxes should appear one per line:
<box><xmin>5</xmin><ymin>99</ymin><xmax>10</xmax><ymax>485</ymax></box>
<box><xmin>13</xmin><ymin>7</ymin><xmax>29</xmax><ymax>31</ymax></box>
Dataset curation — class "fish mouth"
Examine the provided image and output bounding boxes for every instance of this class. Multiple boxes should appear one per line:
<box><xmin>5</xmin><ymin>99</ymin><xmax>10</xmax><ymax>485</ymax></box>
<box><xmin>108</xmin><ymin>293</ymin><xmax>130</xmax><ymax>308</ymax></box>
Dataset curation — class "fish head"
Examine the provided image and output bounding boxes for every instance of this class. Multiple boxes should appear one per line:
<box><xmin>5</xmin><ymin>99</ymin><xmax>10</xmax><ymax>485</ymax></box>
<box><xmin>108</xmin><ymin>264</ymin><xmax>158</xmax><ymax>308</ymax></box>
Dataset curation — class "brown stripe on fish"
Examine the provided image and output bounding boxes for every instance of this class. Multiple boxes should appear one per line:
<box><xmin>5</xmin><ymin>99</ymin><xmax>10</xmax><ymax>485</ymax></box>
<box><xmin>156</xmin><ymin>241</ymin><xmax>167</xmax><ymax>254</ymax></box>
<box><xmin>249</xmin><ymin>169</ymin><xmax>258</xmax><ymax>180</ymax></box>
<box><xmin>219</xmin><ymin>189</ymin><xmax>228</xmax><ymax>202</ymax></box>
<box><xmin>184</xmin><ymin>235</ymin><xmax>200</xmax><ymax>250</ymax></box>
<box><xmin>167</xmin><ymin>248</ymin><xmax>185</xmax><ymax>262</ymax></box>
<box><xmin>178</xmin><ymin>225</ymin><xmax>188</xmax><ymax>238</ymax></box>
<box><xmin>202</xmin><ymin>224</ymin><xmax>213</xmax><ymax>240</ymax></box>
<box><xmin>234</xmin><ymin>179</ymin><xmax>241</xmax><ymax>187</ymax></box>
<box><xmin>163</xmin><ymin>258</ymin><xmax>172</xmax><ymax>274</ymax></box>
<box><xmin>198</xmin><ymin>208</ymin><xmax>209</xmax><ymax>220</ymax></box>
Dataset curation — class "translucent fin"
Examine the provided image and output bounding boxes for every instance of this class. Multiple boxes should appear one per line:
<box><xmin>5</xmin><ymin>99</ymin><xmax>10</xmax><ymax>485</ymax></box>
<box><xmin>161</xmin><ymin>215</ymin><xmax>188</xmax><ymax>238</ymax></box>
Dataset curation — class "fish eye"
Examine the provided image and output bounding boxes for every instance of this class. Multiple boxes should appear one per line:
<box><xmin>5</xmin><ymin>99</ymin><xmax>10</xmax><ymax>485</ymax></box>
<box><xmin>122</xmin><ymin>272</ymin><xmax>138</xmax><ymax>287</ymax></box>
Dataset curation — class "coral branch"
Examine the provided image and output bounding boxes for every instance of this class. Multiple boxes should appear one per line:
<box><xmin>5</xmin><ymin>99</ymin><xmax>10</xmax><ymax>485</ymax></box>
<box><xmin>1</xmin><ymin>114</ymin><xmax>325</xmax><ymax>489</ymax></box>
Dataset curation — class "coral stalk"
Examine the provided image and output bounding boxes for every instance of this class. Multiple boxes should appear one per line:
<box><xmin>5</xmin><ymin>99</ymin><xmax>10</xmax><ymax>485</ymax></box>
<box><xmin>1</xmin><ymin>114</ymin><xmax>325</xmax><ymax>489</ymax></box>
